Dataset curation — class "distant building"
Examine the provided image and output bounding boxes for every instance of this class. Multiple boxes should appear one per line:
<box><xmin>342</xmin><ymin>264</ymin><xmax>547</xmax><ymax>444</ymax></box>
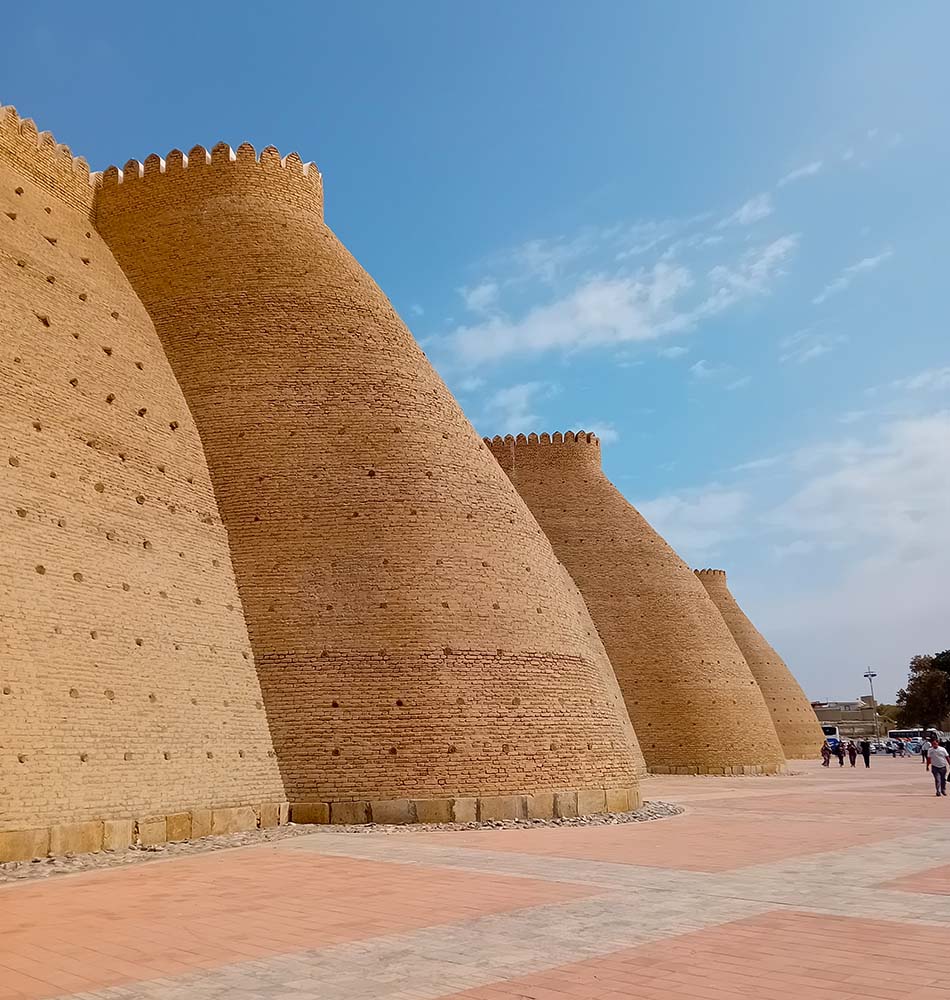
<box><xmin>812</xmin><ymin>696</ymin><xmax>879</xmax><ymax>739</ymax></box>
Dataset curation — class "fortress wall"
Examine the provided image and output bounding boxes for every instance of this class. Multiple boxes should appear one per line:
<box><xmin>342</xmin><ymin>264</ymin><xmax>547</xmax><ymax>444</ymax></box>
<box><xmin>695</xmin><ymin>569</ymin><xmax>823</xmax><ymax>760</ymax></box>
<box><xmin>0</xmin><ymin>108</ymin><xmax>286</xmax><ymax>860</ymax></box>
<box><xmin>487</xmin><ymin>432</ymin><xmax>786</xmax><ymax>775</ymax></box>
<box><xmin>94</xmin><ymin>146</ymin><xmax>645</xmax><ymax>820</ymax></box>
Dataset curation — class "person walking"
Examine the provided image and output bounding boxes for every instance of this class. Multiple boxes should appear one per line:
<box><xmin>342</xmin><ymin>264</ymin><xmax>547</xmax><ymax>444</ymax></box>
<box><xmin>860</xmin><ymin>739</ymin><xmax>872</xmax><ymax>768</ymax></box>
<box><xmin>835</xmin><ymin>742</ymin><xmax>846</xmax><ymax>767</ymax></box>
<box><xmin>847</xmin><ymin>741</ymin><xmax>858</xmax><ymax>767</ymax></box>
<box><xmin>927</xmin><ymin>738</ymin><xmax>949</xmax><ymax>797</ymax></box>
<box><xmin>821</xmin><ymin>741</ymin><xmax>832</xmax><ymax>767</ymax></box>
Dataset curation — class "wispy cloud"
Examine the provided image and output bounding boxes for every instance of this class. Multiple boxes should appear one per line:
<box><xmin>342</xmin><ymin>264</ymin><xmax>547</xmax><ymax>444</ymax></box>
<box><xmin>480</xmin><ymin>381</ymin><xmax>557</xmax><ymax>433</ymax></box>
<box><xmin>445</xmin><ymin>234</ymin><xmax>798</xmax><ymax>366</ymax></box>
<box><xmin>890</xmin><ymin>366</ymin><xmax>950</xmax><ymax>392</ymax></box>
<box><xmin>813</xmin><ymin>249</ymin><xmax>893</xmax><ymax>305</ymax></box>
<box><xmin>719</xmin><ymin>193</ymin><xmax>773</xmax><ymax>227</ymax></box>
<box><xmin>689</xmin><ymin>359</ymin><xmax>727</xmax><ymax>380</ymax></box>
<box><xmin>570</xmin><ymin>421</ymin><xmax>620</xmax><ymax>445</ymax></box>
<box><xmin>777</xmin><ymin>161</ymin><xmax>823</xmax><ymax>187</ymax></box>
<box><xmin>779</xmin><ymin>329</ymin><xmax>846</xmax><ymax>364</ymax></box>
<box><xmin>460</xmin><ymin>280</ymin><xmax>499</xmax><ymax>314</ymax></box>
<box><xmin>637</xmin><ymin>486</ymin><xmax>750</xmax><ymax>555</ymax></box>
<box><xmin>410</xmin><ymin>303</ymin><xmax>425</xmax><ymax>317</ymax></box>
<box><xmin>658</xmin><ymin>345</ymin><xmax>689</xmax><ymax>359</ymax></box>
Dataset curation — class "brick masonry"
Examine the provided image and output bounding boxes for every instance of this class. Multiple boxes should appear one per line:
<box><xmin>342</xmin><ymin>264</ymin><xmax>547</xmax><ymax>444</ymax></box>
<box><xmin>486</xmin><ymin>432</ymin><xmax>787</xmax><ymax>775</ymax></box>
<box><xmin>0</xmin><ymin>106</ymin><xmax>287</xmax><ymax>861</ymax></box>
<box><xmin>696</xmin><ymin>568</ymin><xmax>825</xmax><ymax>759</ymax></box>
<box><xmin>0</xmin><ymin>105</ymin><xmax>647</xmax><ymax>860</ymax></box>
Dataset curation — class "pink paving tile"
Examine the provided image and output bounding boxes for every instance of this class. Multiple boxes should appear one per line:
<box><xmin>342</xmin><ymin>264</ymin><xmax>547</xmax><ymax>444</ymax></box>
<box><xmin>0</xmin><ymin>845</ymin><xmax>597</xmax><ymax>999</ymax></box>
<box><xmin>442</xmin><ymin>910</ymin><xmax>950</xmax><ymax>999</ymax></box>
<box><xmin>881</xmin><ymin>861</ymin><xmax>950</xmax><ymax>896</ymax></box>
<box><xmin>421</xmin><ymin>811</ymin><xmax>899</xmax><ymax>872</ymax></box>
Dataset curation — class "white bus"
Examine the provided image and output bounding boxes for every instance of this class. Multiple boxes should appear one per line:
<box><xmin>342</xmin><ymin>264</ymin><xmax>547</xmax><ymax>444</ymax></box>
<box><xmin>820</xmin><ymin>724</ymin><xmax>841</xmax><ymax>742</ymax></box>
<box><xmin>888</xmin><ymin>728</ymin><xmax>947</xmax><ymax>743</ymax></box>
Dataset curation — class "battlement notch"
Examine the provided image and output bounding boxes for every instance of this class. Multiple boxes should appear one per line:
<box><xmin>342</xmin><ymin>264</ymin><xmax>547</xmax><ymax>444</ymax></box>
<box><xmin>0</xmin><ymin>105</ymin><xmax>96</xmax><ymax>216</ymax></box>
<box><xmin>95</xmin><ymin>140</ymin><xmax>323</xmax><ymax>222</ymax></box>
<box><xmin>484</xmin><ymin>430</ymin><xmax>602</xmax><ymax>475</ymax></box>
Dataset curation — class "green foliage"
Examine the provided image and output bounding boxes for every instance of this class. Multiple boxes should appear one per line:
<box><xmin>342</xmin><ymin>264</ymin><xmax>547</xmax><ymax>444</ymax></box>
<box><xmin>896</xmin><ymin>652</ymin><xmax>950</xmax><ymax>728</ymax></box>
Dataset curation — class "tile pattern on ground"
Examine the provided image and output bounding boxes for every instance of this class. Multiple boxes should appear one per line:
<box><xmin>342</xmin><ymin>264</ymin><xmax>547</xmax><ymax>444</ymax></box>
<box><xmin>2</xmin><ymin>757</ymin><xmax>949</xmax><ymax>999</ymax></box>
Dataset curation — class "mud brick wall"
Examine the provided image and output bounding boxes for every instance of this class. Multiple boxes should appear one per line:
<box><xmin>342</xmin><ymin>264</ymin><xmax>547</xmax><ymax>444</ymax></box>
<box><xmin>94</xmin><ymin>144</ymin><xmax>645</xmax><ymax>807</ymax></box>
<box><xmin>487</xmin><ymin>432</ymin><xmax>786</xmax><ymax>775</ymax></box>
<box><xmin>695</xmin><ymin>569</ymin><xmax>823</xmax><ymax>760</ymax></box>
<box><xmin>0</xmin><ymin>107</ymin><xmax>285</xmax><ymax>854</ymax></box>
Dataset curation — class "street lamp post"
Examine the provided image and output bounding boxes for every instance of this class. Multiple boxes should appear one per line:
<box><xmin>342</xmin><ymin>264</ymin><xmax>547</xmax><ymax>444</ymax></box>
<box><xmin>864</xmin><ymin>669</ymin><xmax>879</xmax><ymax>739</ymax></box>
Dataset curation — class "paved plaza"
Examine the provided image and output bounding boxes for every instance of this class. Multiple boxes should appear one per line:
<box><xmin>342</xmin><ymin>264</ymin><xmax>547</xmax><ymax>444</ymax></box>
<box><xmin>3</xmin><ymin>757</ymin><xmax>950</xmax><ymax>999</ymax></box>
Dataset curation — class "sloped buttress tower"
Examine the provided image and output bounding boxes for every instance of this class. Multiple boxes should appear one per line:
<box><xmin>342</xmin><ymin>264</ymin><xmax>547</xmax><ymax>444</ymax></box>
<box><xmin>695</xmin><ymin>569</ymin><xmax>823</xmax><ymax>760</ymax></box>
<box><xmin>488</xmin><ymin>432</ymin><xmax>786</xmax><ymax>775</ymax></box>
<box><xmin>94</xmin><ymin>142</ymin><xmax>645</xmax><ymax>824</ymax></box>
<box><xmin>0</xmin><ymin>108</ymin><xmax>286</xmax><ymax>861</ymax></box>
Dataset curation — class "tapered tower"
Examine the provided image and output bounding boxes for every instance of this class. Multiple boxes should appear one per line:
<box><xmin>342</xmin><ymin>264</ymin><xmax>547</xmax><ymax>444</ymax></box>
<box><xmin>695</xmin><ymin>569</ymin><xmax>822</xmax><ymax>760</ymax></box>
<box><xmin>94</xmin><ymin>145</ymin><xmax>644</xmax><ymax>823</ymax></box>
<box><xmin>487</xmin><ymin>432</ymin><xmax>786</xmax><ymax>775</ymax></box>
<box><xmin>0</xmin><ymin>107</ymin><xmax>285</xmax><ymax>861</ymax></box>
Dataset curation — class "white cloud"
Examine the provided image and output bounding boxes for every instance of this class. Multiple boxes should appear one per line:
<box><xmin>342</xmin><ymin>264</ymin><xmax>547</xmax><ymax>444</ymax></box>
<box><xmin>813</xmin><ymin>249</ymin><xmax>893</xmax><ymax>305</ymax></box>
<box><xmin>456</xmin><ymin>376</ymin><xmax>485</xmax><ymax>393</ymax></box>
<box><xmin>689</xmin><ymin>359</ymin><xmax>727</xmax><ymax>380</ymax></box>
<box><xmin>890</xmin><ymin>366</ymin><xmax>950</xmax><ymax>392</ymax></box>
<box><xmin>726</xmin><ymin>375</ymin><xmax>752</xmax><ymax>390</ymax></box>
<box><xmin>719</xmin><ymin>193</ymin><xmax>773</xmax><ymax>227</ymax></box>
<box><xmin>480</xmin><ymin>382</ymin><xmax>556</xmax><ymax>433</ymax></box>
<box><xmin>777</xmin><ymin>161</ymin><xmax>823</xmax><ymax>187</ymax></box>
<box><xmin>731</xmin><ymin>455</ymin><xmax>783</xmax><ymax>473</ymax></box>
<box><xmin>779</xmin><ymin>329</ymin><xmax>846</xmax><ymax>364</ymax></box>
<box><xmin>571</xmin><ymin>421</ymin><xmax>620</xmax><ymax>445</ymax></box>
<box><xmin>460</xmin><ymin>280</ymin><xmax>499</xmax><ymax>314</ymax></box>
<box><xmin>658</xmin><ymin>345</ymin><xmax>689</xmax><ymax>359</ymax></box>
<box><xmin>410</xmin><ymin>303</ymin><xmax>425</xmax><ymax>316</ymax></box>
<box><xmin>636</xmin><ymin>487</ymin><xmax>750</xmax><ymax>555</ymax></box>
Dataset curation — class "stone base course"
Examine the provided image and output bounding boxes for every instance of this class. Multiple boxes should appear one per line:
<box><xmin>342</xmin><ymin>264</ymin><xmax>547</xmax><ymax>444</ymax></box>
<box><xmin>0</xmin><ymin>801</ymin><xmax>289</xmax><ymax>862</ymax></box>
<box><xmin>293</xmin><ymin>787</ymin><xmax>640</xmax><ymax>829</ymax></box>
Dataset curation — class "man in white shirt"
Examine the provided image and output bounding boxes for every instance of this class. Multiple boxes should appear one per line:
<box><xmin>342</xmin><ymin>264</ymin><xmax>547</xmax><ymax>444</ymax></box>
<box><xmin>926</xmin><ymin>739</ymin><xmax>949</xmax><ymax>797</ymax></box>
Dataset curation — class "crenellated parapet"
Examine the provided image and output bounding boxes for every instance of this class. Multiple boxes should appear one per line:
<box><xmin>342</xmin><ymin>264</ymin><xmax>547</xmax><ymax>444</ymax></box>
<box><xmin>485</xmin><ymin>430</ymin><xmax>602</xmax><ymax>476</ymax></box>
<box><xmin>694</xmin><ymin>568</ymin><xmax>727</xmax><ymax>579</ymax></box>
<box><xmin>0</xmin><ymin>105</ymin><xmax>96</xmax><ymax>217</ymax></box>
<box><xmin>96</xmin><ymin>141</ymin><xmax>323</xmax><ymax>222</ymax></box>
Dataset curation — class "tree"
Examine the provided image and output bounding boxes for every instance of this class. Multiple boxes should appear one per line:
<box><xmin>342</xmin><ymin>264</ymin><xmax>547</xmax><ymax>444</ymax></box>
<box><xmin>896</xmin><ymin>653</ymin><xmax>950</xmax><ymax>729</ymax></box>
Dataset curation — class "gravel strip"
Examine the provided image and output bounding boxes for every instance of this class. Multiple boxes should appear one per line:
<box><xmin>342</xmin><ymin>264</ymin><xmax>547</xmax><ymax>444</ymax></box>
<box><xmin>0</xmin><ymin>800</ymin><xmax>683</xmax><ymax>885</ymax></box>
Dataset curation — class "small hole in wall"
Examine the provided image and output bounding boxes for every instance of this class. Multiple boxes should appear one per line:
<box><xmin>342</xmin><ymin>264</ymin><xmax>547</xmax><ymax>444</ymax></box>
<box><xmin>44</xmin><ymin>207</ymin><xmax>51</xmax><ymax>215</ymax></box>
<box><xmin>332</xmin><ymin>748</ymin><xmax>340</xmax><ymax>756</ymax></box>
<box><xmin>45</xmin><ymin>275</ymin><xmax>54</xmax><ymax>284</ymax></box>
<box><xmin>3</xmin><ymin>685</ymin><xmax>11</xmax><ymax>695</ymax></box>
<box><xmin>32</xmin><ymin>421</ymin><xmax>41</xmax><ymax>431</ymax></box>
<box><xmin>238</xmin><ymin>750</ymin><xmax>245</xmax><ymax>759</ymax></box>
<box><xmin>69</xmin><ymin>688</ymin><xmax>79</xmax><ymax>698</ymax></box>
<box><xmin>169</xmin><ymin>421</ymin><xmax>179</xmax><ymax>431</ymax></box>
<box><xmin>111</xmin><ymin>311</ymin><xmax>119</xmax><ymax>320</ymax></box>
<box><xmin>69</xmin><ymin>378</ymin><xmax>78</xmax><ymax>387</ymax></box>
<box><xmin>206</xmin><ymin>751</ymin><xmax>214</xmax><ymax>759</ymax></box>
<box><xmin>16</xmin><ymin>508</ymin><xmax>26</xmax><ymax>518</ymax></box>
<box><xmin>104</xmin><ymin>689</ymin><xmax>115</xmax><ymax>700</ymax></box>
<box><xmin>5</xmin><ymin>211</ymin><xmax>16</xmax><ymax>220</ymax></box>
<box><xmin>85</xmin><ymin>231</ymin><xmax>91</xmax><ymax>238</ymax></box>
<box><xmin>34</xmin><ymin>564</ymin><xmax>45</xmax><ymax>575</ymax></box>
<box><xmin>9</xmin><ymin>456</ymin><xmax>20</xmax><ymax>467</ymax></box>
<box><xmin>163</xmin><ymin>751</ymin><xmax>171</xmax><ymax>761</ymax></box>
<box><xmin>94</xmin><ymin>482</ymin><xmax>105</xmax><ymax>492</ymax></box>
<box><xmin>34</xmin><ymin>313</ymin><xmax>50</xmax><ymax>327</ymax></box>
<box><xmin>148</xmin><ymin>693</ymin><xmax>157</xmax><ymax>702</ymax></box>
<box><xmin>80</xmin><ymin>256</ymin><xmax>89</xmax><ymax>264</ymax></box>
<box><xmin>79</xmin><ymin>753</ymin><xmax>88</xmax><ymax>762</ymax></box>
<box><xmin>72</xmin><ymin>572</ymin><xmax>83</xmax><ymax>582</ymax></box>
<box><xmin>135</xmin><ymin>361</ymin><xmax>143</xmax><ymax>370</ymax></box>
<box><xmin>102</xmin><ymin>346</ymin><xmax>112</xmax><ymax>356</ymax></box>
<box><xmin>106</xmin><ymin>394</ymin><xmax>115</xmax><ymax>404</ymax></box>
<box><xmin>389</xmin><ymin>747</ymin><xmax>397</xmax><ymax>755</ymax></box>
<box><xmin>18</xmin><ymin>754</ymin><xmax>27</xmax><ymax>764</ymax></box>
<box><xmin>135</xmin><ymin>495</ymin><xmax>145</xmax><ymax>505</ymax></box>
<box><xmin>78</xmin><ymin>292</ymin><xmax>87</xmax><ymax>301</ymax></box>
<box><xmin>124</xmin><ymin>752</ymin><xmax>132</xmax><ymax>761</ymax></box>
<box><xmin>14</xmin><ymin>187</ymin><xmax>23</xmax><ymax>195</ymax></box>
<box><xmin>16</xmin><ymin>259</ymin><xmax>25</xmax><ymax>267</ymax></box>
<box><xmin>135</xmin><ymin>638</ymin><xmax>143</xmax><ymax>647</ymax></box>
<box><xmin>137</xmin><ymin>408</ymin><xmax>147</xmax><ymax>417</ymax></box>
<box><xmin>90</xmin><ymin>630</ymin><xmax>98</xmax><ymax>639</ymax></box>
<box><xmin>44</xmin><ymin>236</ymin><xmax>57</xmax><ymax>246</ymax></box>
<box><xmin>331</xmin><ymin>700</ymin><xmax>340</xmax><ymax>708</ymax></box>
<box><xmin>395</xmin><ymin>699</ymin><xmax>404</xmax><ymax>707</ymax></box>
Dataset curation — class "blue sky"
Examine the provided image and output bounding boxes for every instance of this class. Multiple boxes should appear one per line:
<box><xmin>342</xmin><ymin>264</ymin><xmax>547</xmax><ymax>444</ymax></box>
<box><xmin>5</xmin><ymin>2</ymin><xmax>948</xmax><ymax>701</ymax></box>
